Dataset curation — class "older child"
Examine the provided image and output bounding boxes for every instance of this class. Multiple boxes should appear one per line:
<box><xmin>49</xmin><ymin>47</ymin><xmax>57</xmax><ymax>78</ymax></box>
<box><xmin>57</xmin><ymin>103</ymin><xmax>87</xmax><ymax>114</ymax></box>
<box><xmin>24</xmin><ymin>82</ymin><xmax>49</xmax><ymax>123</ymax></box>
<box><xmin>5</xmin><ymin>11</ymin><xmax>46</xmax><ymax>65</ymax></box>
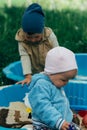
<box><xmin>27</xmin><ymin>46</ymin><xmax>81</xmax><ymax>130</ymax></box>
<box><xmin>15</xmin><ymin>3</ymin><xmax>59</xmax><ymax>85</ymax></box>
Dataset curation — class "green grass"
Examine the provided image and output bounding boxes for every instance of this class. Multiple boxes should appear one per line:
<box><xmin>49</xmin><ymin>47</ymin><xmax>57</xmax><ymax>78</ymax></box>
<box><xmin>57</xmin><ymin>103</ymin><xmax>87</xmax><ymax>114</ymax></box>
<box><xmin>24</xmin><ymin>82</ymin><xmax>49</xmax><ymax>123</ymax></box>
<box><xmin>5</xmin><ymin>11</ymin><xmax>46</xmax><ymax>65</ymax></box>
<box><xmin>0</xmin><ymin>0</ymin><xmax>87</xmax><ymax>10</ymax></box>
<box><xmin>0</xmin><ymin>0</ymin><xmax>26</xmax><ymax>7</ymax></box>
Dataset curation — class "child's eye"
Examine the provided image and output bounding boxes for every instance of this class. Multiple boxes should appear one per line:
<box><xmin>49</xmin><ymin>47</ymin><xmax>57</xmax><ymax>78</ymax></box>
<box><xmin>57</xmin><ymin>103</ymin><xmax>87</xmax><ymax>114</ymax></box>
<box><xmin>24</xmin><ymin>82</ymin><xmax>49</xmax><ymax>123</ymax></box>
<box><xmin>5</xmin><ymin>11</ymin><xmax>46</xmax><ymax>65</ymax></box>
<box><xmin>62</xmin><ymin>79</ymin><xmax>68</xmax><ymax>82</ymax></box>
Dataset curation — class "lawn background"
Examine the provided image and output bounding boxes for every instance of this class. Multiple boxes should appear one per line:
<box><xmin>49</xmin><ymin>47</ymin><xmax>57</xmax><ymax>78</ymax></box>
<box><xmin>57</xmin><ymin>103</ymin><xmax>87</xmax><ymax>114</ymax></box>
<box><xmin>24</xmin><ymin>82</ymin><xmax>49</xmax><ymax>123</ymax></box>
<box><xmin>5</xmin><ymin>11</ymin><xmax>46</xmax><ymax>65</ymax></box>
<box><xmin>0</xmin><ymin>0</ymin><xmax>87</xmax><ymax>85</ymax></box>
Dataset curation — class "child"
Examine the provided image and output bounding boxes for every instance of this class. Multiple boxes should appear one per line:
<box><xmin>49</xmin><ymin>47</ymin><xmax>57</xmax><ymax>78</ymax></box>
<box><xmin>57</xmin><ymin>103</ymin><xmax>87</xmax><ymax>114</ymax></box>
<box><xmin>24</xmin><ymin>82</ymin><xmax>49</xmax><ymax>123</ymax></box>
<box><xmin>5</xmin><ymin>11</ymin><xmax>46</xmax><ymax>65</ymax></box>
<box><xmin>15</xmin><ymin>3</ymin><xmax>59</xmax><ymax>85</ymax></box>
<box><xmin>27</xmin><ymin>46</ymin><xmax>81</xmax><ymax>130</ymax></box>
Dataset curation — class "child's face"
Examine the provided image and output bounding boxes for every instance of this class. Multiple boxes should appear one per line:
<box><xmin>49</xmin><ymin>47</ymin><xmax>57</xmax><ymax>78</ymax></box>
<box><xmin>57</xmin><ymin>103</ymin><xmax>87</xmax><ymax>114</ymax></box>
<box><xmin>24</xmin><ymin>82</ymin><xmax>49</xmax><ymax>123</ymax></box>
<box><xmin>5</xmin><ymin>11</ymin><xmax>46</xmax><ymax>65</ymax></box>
<box><xmin>25</xmin><ymin>33</ymin><xmax>42</xmax><ymax>44</ymax></box>
<box><xmin>49</xmin><ymin>69</ymin><xmax>77</xmax><ymax>88</ymax></box>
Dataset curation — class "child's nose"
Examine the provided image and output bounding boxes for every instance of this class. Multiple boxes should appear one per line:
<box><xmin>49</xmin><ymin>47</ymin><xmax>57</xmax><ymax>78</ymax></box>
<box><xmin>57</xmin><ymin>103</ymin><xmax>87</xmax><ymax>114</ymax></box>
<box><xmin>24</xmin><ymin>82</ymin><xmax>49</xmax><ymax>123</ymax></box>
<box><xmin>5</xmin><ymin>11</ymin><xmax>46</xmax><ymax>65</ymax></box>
<box><xmin>31</xmin><ymin>38</ymin><xmax>36</xmax><ymax>42</ymax></box>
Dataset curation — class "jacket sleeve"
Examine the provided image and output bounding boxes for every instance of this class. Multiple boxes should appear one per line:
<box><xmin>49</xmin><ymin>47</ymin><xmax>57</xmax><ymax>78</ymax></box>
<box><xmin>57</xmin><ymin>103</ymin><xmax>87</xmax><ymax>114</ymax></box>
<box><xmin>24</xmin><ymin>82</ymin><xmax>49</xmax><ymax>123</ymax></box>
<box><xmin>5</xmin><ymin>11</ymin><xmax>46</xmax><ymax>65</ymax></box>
<box><xmin>18</xmin><ymin>42</ymin><xmax>32</xmax><ymax>75</ymax></box>
<box><xmin>48</xmin><ymin>31</ymin><xmax>59</xmax><ymax>47</ymax></box>
<box><xmin>29</xmin><ymin>79</ymin><xmax>65</xmax><ymax>129</ymax></box>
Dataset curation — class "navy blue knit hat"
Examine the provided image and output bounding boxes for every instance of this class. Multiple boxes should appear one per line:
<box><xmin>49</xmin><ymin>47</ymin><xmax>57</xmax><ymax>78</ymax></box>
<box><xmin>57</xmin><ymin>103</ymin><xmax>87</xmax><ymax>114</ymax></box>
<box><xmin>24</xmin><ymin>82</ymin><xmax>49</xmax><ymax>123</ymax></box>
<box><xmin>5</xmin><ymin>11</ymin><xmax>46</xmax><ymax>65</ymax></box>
<box><xmin>21</xmin><ymin>3</ymin><xmax>45</xmax><ymax>34</ymax></box>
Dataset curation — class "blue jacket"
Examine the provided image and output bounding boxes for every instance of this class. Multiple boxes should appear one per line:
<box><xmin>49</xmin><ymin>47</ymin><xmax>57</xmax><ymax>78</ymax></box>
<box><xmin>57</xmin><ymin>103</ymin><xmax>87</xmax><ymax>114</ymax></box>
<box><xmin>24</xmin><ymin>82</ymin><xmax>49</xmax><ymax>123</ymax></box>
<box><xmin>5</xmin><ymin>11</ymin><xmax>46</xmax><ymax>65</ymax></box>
<box><xmin>28</xmin><ymin>73</ymin><xmax>73</xmax><ymax>129</ymax></box>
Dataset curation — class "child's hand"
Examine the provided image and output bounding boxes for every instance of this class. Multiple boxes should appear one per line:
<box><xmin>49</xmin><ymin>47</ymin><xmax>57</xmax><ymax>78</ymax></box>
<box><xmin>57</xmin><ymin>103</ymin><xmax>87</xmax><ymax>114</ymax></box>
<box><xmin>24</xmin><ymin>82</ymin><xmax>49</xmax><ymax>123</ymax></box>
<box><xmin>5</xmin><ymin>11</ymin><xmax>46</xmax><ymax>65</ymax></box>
<box><xmin>60</xmin><ymin>121</ymin><xmax>70</xmax><ymax>130</ymax></box>
<box><xmin>16</xmin><ymin>74</ymin><xmax>31</xmax><ymax>86</ymax></box>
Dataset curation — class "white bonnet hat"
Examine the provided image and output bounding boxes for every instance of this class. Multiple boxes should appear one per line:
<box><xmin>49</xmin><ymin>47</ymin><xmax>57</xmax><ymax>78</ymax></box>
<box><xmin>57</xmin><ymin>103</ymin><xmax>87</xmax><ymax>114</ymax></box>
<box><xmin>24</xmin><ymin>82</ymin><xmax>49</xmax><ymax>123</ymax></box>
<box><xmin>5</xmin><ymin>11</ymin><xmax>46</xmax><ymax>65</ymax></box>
<box><xmin>44</xmin><ymin>46</ymin><xmax>78</xmax><ymax>74</ymax></box>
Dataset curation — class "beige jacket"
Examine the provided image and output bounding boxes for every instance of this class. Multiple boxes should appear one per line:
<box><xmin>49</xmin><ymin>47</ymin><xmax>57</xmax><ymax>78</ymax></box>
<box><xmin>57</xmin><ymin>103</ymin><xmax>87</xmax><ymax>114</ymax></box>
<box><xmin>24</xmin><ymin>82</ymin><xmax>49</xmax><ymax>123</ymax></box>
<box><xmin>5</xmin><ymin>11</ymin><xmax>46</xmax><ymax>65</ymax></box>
<box><xmin>15</xmin><ymin>27</ymin><xmax>59</xmax><ymax>75</ymax></box>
